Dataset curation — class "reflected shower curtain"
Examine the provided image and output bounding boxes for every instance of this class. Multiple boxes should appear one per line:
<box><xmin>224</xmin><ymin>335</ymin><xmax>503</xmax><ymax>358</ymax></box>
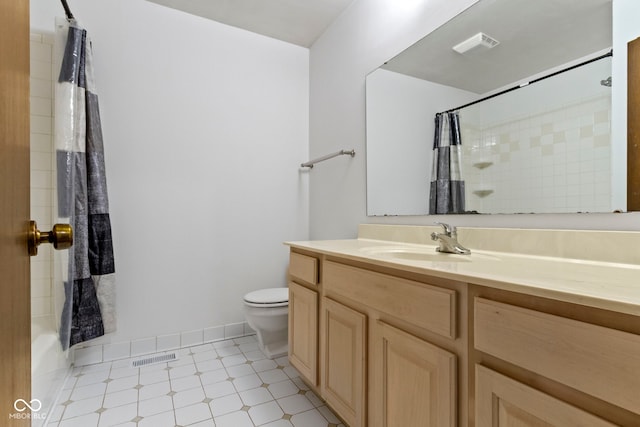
<box><xmin>429</xmin><ymin>112</ymin><xmax>465</xmax><ymax>214</ymax></box>
<box><xmin>54</xmin><ymin>20</ymin><xmax>116</xmax><ymax>350</ymax></box>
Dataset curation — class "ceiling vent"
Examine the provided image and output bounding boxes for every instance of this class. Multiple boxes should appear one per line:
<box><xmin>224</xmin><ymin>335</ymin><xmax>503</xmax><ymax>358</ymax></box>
<box><xmin>453</xmin><ymin>32</ymin><xmax>500</xmax><ymax>55</ymax></box>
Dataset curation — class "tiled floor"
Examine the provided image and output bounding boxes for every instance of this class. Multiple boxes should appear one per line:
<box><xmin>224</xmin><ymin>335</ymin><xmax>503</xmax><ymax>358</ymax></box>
<box><xmin>47</xmin><ymin>336</ymin><xmax>344</xmax><ymax>427</ymax></box>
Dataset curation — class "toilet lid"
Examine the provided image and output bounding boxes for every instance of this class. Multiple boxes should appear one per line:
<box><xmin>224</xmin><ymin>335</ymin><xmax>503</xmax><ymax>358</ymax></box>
<box><xmin>244</xmin><ymin>288</ymin><xmax>289</xmax><ymax>305</ymax></box>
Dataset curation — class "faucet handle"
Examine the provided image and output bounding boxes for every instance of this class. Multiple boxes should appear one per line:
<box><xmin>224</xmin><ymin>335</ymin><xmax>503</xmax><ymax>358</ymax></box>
<box><xmin>434</xmin><ymin>222</ymin><xmax>455</xmax><ymax>236</ymax></box>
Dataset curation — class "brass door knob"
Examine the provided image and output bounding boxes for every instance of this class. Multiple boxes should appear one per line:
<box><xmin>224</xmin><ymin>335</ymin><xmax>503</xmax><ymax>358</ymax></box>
<box><xmin>28</xmin><ymin>220</ymin><xmax>73</xmax><ymax>256</ymax></box>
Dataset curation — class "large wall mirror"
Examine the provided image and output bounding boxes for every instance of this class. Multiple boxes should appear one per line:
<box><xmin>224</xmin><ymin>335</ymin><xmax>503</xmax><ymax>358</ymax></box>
<box><xmin>366</xmin><ymin>0</ymin><xmax>618</xmax><ymax>216</ymax></box>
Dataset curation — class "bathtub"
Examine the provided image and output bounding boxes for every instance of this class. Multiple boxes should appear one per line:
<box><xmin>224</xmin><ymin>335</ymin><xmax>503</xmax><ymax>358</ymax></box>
<box><xmin>31</xmin><ymin>316</ymin><xmax>72</xmax><ymax>427</ymax></box>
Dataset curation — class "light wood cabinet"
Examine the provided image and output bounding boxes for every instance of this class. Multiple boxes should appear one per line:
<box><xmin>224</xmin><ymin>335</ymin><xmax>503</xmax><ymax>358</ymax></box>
<box><xmin>288</xmin><ymin>281</ymin><xmax>318</xmax><ymax>386</ymax></box>
<box><xmin>371</xmin><ymin>320</ymin><xmax>457</xmax><ymax>427</ymax></box>
<box><xmin>475</xmin><ymin>365</ymin><xmax>616</xmax><ymax>426</ymax></box>
<box><xmin>474</xmin><ymin>297</ymin><xmax>640</xmax><ymax>415</ymax></box>
<box><xmin>321</xmin><ymin>259</ymin><xmax>462</xmax><ymax>427</ymax></box>
<box><xmin>472</xmin><ymin>292</ymin><xmax>640</xmax><ymax>426</ymax></box>
<box><xmin>323</xmin><ymin>260</ymin><xmax>457</xmax><ymax>339</ymax></box>
<box><xmin>321</xmin><ymin>297</ymin><xmax>367</xmax><ymax>427</ymax></box>
<box><xmin>288</xmin><ymin>246</ymin><xmax>640</xmax><ymax>426</ymax></box>
<box><xmin>288</xmin><ymin>252</ymin><xmax>320</xmax><ymax>388</ymax></box>
<box><xmin>289</xmin><ymin>252</ymin><xmax>318</xmax><ymax>286</ymax></box>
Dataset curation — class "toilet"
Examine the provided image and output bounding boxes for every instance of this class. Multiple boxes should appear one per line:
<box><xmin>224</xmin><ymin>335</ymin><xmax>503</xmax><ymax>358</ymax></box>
<box><xmin>243</xmin><ymin>287</ymin><xmax>289</xmax><ymax>359</ymax></box>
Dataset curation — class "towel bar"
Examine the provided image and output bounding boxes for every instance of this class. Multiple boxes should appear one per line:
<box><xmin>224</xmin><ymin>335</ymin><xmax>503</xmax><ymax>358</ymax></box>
<box><xmin>301</xmin><ymin>149</ymin><xmax>355</xmax><ymax>168</ymax></box>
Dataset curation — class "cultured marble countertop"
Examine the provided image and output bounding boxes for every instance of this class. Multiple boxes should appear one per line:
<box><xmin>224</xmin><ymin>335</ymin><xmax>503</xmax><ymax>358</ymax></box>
<box><xmin>285</xmin><ymin>238</ymin><xmax>640</xmax><ymax>316</ymax></box>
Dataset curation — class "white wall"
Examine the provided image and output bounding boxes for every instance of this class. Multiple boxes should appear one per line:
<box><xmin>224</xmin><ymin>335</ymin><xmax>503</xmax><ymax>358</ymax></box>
<box><xmin>366</xmin><ymin>69</ymin><xmax>476</xmax><ymax>215</ymax></box>
<box><xmin>309</xmin><ymin>0</ymin><xmax>640</xmax><ymax>238</ymax></box>
<box><xmin>309</xmin><ymin>0</ymin><xmax>479</xmax><ymax>239</ymax></box>
<box><xmin>31</xmin><ymin>0</ymin><xmax>309</xmax><ymax>352</ymax></box>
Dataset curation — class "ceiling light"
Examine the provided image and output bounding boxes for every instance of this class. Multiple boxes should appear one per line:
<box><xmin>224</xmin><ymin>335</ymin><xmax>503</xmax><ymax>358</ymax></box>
<box><xmin>452</xmin><ymin>32</ymin><xmax>500</xmax><ymax>55</ymax></box>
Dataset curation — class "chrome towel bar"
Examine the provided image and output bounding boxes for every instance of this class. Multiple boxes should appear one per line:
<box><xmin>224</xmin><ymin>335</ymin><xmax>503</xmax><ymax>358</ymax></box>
<box><xmin>301</xmin><ymin>149</ymin><xmax>355</xmax><ymax>168</ymax></box>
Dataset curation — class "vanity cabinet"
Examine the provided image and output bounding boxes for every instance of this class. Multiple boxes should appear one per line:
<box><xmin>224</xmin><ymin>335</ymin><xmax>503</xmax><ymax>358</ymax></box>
<box><xmin>287</xmin><ymin>252</ymin><xmax>319</xmax><ymax>387</ymax></box>
<box><xmin>288</xmin><ymin>244</ymin><xmax>640</xmax><ymax>426</ymax></box>
<box><xmin>473</xmin><ymin>293</ymin><xmax>640</xmax><ymax>426</ymax></box>
<box><xmin>322</xmin><ymin>259</ymin><xmax>462</xmax><ymax>427</ymax></box>
<box><xmin>475</xmin><ymin>365</ymin><xmax>616</xmax><ymax>426</ymax></box>
<box><xmin>371</xmin><ymin>320</ymin><xmax>456</xmax><ymax>427</ymax></box>
<box><xmin>287</xmin><ymin>228</ymin><xmax>640</xmax><ymax>426</ymax></box>
<box><xmin>288</xmin><ymin>282</ymin><xmax>318</xmax><ymax>385</ymax></box>
<box><xmin>320</xmin><ymin>297</ymin><xmax>367</xmax><ymax>427</ymax></box>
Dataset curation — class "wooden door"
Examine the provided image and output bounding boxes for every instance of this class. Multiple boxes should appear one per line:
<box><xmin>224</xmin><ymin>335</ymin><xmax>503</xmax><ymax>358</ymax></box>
<box><xmin>0</xmin><ymin>0</ymin><xmax>32</xmax><ymax>424</ymax></box>
<box><xmin>629</xmin><ymin>37</ymin><xmax>640</xmax><ymax>210</ymax></box>
<box><xmin>475</xmin><ymin>365</ymin><xmax>617</xmax><ymax>426</ymax></box>
<box><xmin>321</xmin><ymin>297</ymin><xmax>366</xmax><ymax>427</ymax></box>
<box><xmin>288</xmin><ymin>282</ymin><xmax>318</xmax><ymax>385</ymax></box>
<box><xmin>371</xmin><ymin>320</ymin><xmax>456</xmax><ymax>427</ymax></box>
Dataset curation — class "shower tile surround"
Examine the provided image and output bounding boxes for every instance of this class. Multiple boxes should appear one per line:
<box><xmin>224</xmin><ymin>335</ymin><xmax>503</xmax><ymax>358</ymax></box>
<box><xmin>461</xmin><ymin>95</ymin><xmax>611</xmax><ymax>214</ymax></box>
<box><xmin>31</xmin><ymin>32</ymin><xmax>68</xmax><ymax>427</ymax></box>
<box><xmin>30</xmin><ymin>32</ymin><xmax>55</xmax><ymax>320</ymax></box>
<box><xmin>47</xmin><ymin>336</ymin><xmax>344</xmax><ymax>427</ymax></box>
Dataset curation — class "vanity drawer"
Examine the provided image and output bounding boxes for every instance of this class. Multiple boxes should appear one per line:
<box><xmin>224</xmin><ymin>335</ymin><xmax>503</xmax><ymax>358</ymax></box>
<box><xmin>289</xmin><ymin>252</ymin><xmax>319</xmax><ymax>286</ymax></box>
<box><xmin>474</xmin><ymin>297</ymin><xmax>640</xmax><ymax>414</ymax></box>
<box><xmin>324</xmin><ymin>261</ymin><xmax>456</xmax><ymax>339</ymax></box>
<box><xmin>475</xmin><ymin>365</ymin><xmax>616</xmax><ymax>426</ymax></box>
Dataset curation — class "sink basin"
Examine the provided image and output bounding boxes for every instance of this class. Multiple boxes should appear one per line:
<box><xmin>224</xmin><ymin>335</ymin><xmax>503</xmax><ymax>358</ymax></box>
<box><xmin>388</xmin><ymin>249</ymin><xmax>473</xmax><ymax>262</ymax></box>
<box><xmin>360</xmin><ymin>245</ymin><xmax>499</xmax><ymax>263</ymax></box>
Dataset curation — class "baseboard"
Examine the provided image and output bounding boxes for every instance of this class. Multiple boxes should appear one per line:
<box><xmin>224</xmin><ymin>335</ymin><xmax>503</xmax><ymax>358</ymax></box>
<box><xmin>72</xmin><ymin>321</ymin><xmax>255</xmax><ymax>366</ymax></box>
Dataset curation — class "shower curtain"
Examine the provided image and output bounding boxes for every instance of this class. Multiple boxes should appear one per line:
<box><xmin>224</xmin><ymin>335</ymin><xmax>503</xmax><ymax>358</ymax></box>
<box><xmin>54</xmin><ymin>20</ymin><xmax>116</xmax><ymax>350</ymax></box>
<box><xmin>429</xmin><ymin>112</ymin><xmax>465</xmax><ymax>214</ymax></box>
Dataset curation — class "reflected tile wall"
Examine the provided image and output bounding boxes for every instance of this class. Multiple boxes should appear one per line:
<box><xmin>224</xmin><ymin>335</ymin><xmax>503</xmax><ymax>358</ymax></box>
<box><xmin>462</xmin><ymin>95</ymin><xmax>612</xmax><ymax>214</ymax></box>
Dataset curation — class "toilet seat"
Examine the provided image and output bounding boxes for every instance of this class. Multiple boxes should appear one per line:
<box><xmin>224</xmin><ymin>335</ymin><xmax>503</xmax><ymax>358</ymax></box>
<box><xmin>243</xmin><ymin>288</ymin><xmax>289</xmax><ymax>308</ymax></box>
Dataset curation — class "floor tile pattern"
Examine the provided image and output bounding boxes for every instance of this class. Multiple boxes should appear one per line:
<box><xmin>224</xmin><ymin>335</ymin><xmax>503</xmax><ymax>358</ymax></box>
<box><xmin>47</xmin><ymin>336</ymin><xmax>344</xmax><ymax>427</ymax></box>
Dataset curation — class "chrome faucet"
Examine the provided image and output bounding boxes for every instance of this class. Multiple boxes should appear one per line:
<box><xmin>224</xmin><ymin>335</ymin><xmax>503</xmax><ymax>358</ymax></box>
<box><xmin>430</xmin><ymin>222</ymin><xmax>471</xmax><ymax>255</ymax></box>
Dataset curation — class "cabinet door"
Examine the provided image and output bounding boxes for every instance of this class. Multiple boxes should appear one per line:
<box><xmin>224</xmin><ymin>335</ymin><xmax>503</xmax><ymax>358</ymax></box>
<box><xmin>288</xmin><ymin>282</ymin><xmax>318</xmax><ymax>385</ymax></box>
<box><xmin>371</xmin><ymin>320</ymin><xmax>456</xmax><ymax>427</ymax></box>
<box><xmin>476</xmin><ymin>365</ymin><xmax>617</xmax><ymax>427</ymax></box>
<box><xmin>321</xmin><ymin>297</ymin><xmax>367</xmax><ymax>427</ymax></box>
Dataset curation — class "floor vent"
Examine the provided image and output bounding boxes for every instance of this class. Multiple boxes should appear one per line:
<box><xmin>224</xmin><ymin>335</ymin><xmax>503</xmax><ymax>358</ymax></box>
<box><xmin>131</xmin><ymin>352</ymin><xmax>177</xmax><ymax>368</ymax></box>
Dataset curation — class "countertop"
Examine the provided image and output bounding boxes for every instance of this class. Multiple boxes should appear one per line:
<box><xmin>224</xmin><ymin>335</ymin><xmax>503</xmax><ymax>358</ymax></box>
<box><xmin>285</xmin><ymin>238</ymin><xmax>640</xmax><ymax>316</ymax></box>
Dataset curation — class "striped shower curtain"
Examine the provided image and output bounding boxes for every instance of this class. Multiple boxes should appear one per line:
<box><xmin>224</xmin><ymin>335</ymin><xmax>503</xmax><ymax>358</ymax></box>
<box><xmin>55</xmin><ymin>21</ymin><xmax>116</xmax><ymax>349</ymax></box>
<box><xmin>429</xmin><ymin>112</ymin><xmax>465</xmax><ymax>214</ymax></box>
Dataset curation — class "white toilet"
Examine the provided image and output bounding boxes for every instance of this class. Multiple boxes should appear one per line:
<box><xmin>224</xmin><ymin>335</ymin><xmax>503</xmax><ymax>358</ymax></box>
<box><xmin>243</xmin><ymin>287</ymin><xmax>289</xmax><ymax>359</ymax></box>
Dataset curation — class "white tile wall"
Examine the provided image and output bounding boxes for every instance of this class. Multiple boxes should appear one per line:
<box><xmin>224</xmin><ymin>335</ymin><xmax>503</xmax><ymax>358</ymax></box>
<box><xmin>462</xmin><ymin>95</ymin><xmax>612</xmax><ymax>214</ymax></box>
<box><xmin>103</xmin><ymin>342</ymin><xmax>132</xmax><ymax>362</ymax></box>
<box><xmin>225</xmin><ymin>322</ymin><xmax>246</xmax><ymax>339</ymax></box>
<box><xmin>132</xmin><ymin>337</ymin><xmax>158</xmax><ymax>357</ymax></box>
<box><xmin>181</xmin><ymin>329</ymin><xmax>204</xmax><ymax>348</ymax></box>
<box><xmin>74</xmin><ymin>346</ymin><xmax>104</xmax><ymax>367</ymax></box>
<box><xmin>204</xmin><ymin>326</ymin><xmax>225</xmax><ymax>343</ymax></box>
<box><xmin>72</xmin><ymin>321</ymin><xmax>254</xmax><ymax>367</ymax></box>
<box><xmin>30</xmin><ymin>32</ymin><xmax>55</xmax><ymax>319</ymax></box>
<box><xmin>157</xmin><ymin>334</ymin><xmax>181</xmax><ymax>352</ymax></box>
